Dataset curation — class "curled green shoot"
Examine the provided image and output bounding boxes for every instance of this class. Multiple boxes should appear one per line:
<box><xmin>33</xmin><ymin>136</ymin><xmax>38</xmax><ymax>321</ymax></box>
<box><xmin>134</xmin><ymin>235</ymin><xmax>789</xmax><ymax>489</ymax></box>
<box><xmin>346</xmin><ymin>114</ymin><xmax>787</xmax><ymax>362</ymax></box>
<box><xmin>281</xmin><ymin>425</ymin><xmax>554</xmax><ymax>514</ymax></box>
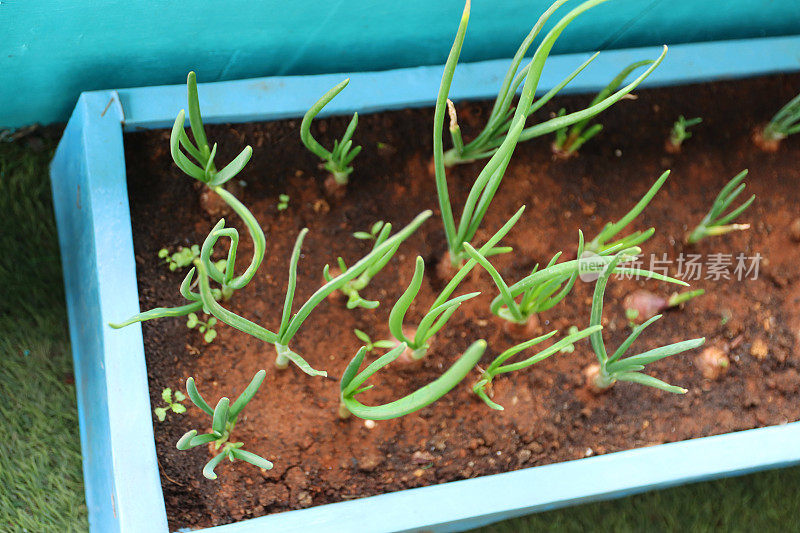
<box><xmin>687</xmin><ymin>170</ymin><xmax>754</xmax><ymax>244</ymax></box>
<box><xmin>300</xmin><ymin>78</ymin><xmax>362</xmax><ymax>186</ymax></box>
<box><xmin>191</xmin><ymin>211</ymin><xmax>431</xmax><ymax>377</ymax></box>
<box><xmin>387</xmin><ymin>207</ymin><xmax>525</xmax><ymax>360</ymax></box>
<box><xmin>587</xmin><ymin>253</ymin><xmax>705</xmax><ymax>393</ymax></box>
<box><xmin>586</xmin><ymin>170</ymin><xmax>669</xmax><ymax>253</ymax></box>
<box><xmin>761</xmin><ymin>92</ymin><xmax>800</xmax><ymax>143</ymax></box>
<box><xmin>339</xmin><ymin>340</ymin><xmax>487</xmax><ymax>420</ymax></box>
<box><xmin>669</xmin><ymin>115</ymin><xmax>702</xmax><ymax>149</ymax></box>
<box><xmin>434</xmin><ymin>0</ymin><xmax>666</xmax><ymax>267</ymax></box>
<box><xmin>551</xmin><ymin>60</ymin><xmax>652</xmax><ymax>157</ymax></box>
<box><xmin>177</xmin><ymin>370</ymin><xmax>273</xmax><ymax>480</ymax></box>
<box><xmin>473</xmin><ymin>325</ymin><xmax>601</xmax><ymax>410</ymax></box>
<box><xmin>441</xmin><ymin>0</ymin><xmax>665</xmax><ymax>167</ymax></box>
<box><xmin>463</xmin><ymin>231</ymin><xmax>585</xmax><ymax>327</ymax></box>
<box><xmin>323</xmin><ymin>221</ymin><xmax>398</xmax><ymax>309</ymax></box>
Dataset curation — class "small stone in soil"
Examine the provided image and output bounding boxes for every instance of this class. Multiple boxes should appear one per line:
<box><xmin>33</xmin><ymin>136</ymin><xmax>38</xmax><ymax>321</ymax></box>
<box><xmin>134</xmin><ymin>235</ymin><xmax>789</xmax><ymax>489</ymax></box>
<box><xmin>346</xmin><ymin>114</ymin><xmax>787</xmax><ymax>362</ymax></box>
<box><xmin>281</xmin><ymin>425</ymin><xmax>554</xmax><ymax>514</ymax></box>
<box><xmin>750</xmin><ymin>338</ymin><xmax>769</xmax><ymax>360</ymax></box>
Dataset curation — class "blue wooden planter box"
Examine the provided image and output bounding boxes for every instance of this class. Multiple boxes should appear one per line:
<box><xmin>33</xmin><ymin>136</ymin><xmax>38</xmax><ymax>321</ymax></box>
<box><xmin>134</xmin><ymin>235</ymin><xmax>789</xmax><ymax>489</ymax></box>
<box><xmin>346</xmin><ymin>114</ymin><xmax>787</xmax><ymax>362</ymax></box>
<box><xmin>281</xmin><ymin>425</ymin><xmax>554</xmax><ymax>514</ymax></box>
<box><xmin>50</xmin><ymin>35</ymin><xmax>800</xmax><ymax>533</ymax></box>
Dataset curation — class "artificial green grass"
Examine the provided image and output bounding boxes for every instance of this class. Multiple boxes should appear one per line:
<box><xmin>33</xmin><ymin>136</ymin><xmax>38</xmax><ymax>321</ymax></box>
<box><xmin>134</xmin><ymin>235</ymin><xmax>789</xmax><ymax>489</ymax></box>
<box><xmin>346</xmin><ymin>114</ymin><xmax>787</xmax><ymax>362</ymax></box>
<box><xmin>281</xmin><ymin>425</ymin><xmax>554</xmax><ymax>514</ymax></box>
<box><xmin>0</xmin><ymin>135</ymin><xmax>88</xmax><ymax>532</ymax></box>
<box><xmin>0</xmin><ymin>131</ymin><xmax>798</xmax><ymax>532</ymax></box>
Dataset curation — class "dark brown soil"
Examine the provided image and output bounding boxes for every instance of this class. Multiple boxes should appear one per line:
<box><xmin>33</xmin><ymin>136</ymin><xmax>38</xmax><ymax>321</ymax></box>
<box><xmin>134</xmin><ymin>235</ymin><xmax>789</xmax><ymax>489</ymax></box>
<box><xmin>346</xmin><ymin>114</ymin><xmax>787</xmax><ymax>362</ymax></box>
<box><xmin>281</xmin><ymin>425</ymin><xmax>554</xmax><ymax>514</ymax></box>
<box><xmin>124</xmin><ymin>73</ymin><xmax>800</xmax><ymax>530</ymax></box>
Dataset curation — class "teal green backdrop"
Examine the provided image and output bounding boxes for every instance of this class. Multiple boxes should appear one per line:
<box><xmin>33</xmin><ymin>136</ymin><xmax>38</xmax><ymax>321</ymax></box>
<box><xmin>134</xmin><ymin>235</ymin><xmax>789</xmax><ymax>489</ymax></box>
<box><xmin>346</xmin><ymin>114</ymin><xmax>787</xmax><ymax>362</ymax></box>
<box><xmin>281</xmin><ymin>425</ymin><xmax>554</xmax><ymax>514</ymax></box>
<box><xmin>2</xmin><ymin>0</ymin><xmax>799</xmax><ymax>128</ymax></box>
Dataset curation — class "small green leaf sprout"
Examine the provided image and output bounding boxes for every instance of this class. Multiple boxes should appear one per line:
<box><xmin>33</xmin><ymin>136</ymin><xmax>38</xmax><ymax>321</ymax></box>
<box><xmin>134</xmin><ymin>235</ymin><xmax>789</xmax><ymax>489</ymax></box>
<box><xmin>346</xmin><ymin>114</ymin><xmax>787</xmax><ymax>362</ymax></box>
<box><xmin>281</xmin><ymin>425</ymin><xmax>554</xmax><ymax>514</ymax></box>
<box><xmin>552</xmin><ymin>60</ymin><xmax>652</xmax><ymax>157</ymax></box>
<box><xmin>473</xmin><ymin>326</ymin><xmax>600</xmax><ymax>410</ymax></box>
<box><xmin>300</xmin><ymin>78</ymin><xmax>362</xmax><ymax>187</ymax></box>
<box><xmin>186</xmin><ymin>312</ymin><xmax>218</xmax><ymax>343</ymax></box>
<box><xmin>586</xmin><ymin>170</ymin><xmax>669</xmax><ymax>253</ymax></box>
<box><xmin>387</xmin><ymin>207</ymin><xmax>525</xmax><ymax>361</ymax></box>
<box><xmin>154</xmin><ymin>387</ymin><xmax>186</xmax><ymax>422</ymax></box>
<box><xmin>759</xmin><ymin>91</ymin><xmax>800</xmax><ymax>148</ymax></box>
<box><xmin>353</xmin><ymin>220</ymin><xmax>385</xmax><ymax>241</ymax></box>
<box><xmin>353</xmin><ymin>329</ymin><xmax>395</xmax><ymax>354</ymax></box>
<box><xmin>433</xmin><ymin>0</ymin><xmax>667</xmax><ymax>267</ymax></box>
<box><xmin>159</xmin><ymin>245</ymin><xmax>199</xmax><ymax>271</ymax></box>
<box><xmin>177</xmin><ymin>370</ymin><xmax>273</xmax><ymax>480</ymax></box>
<box><xmin>441</xmin><ymin>1</ymin><xmax>664</xmax><ymax>167</ymax></box>
<box><xmin>668</xmin><ymin>115</ymin><xmax>702</xmax><ymax>151</ymax></box>
<box><xmin>277</xmin><ymin>194</ymin><xmax>290</xmax><ymax>211</ymax></box>
<box><xmin>339</xmin><ymin>340</ymin><xmax>487</xmax><ymax>420</ymax></box>
<box><xmin>687</xmin><ymin>170</ymin><xmax>755</xmax><ymax>244</ymax></box>
<box><xmin>323</xmin><ymin>221</ymin><xmax>399</xmax><ymax>310</ymax></box>
<box><xmin>585</xmin><ymin>252</ymin><xmax>705</xmax><ymax>394</ymax></box>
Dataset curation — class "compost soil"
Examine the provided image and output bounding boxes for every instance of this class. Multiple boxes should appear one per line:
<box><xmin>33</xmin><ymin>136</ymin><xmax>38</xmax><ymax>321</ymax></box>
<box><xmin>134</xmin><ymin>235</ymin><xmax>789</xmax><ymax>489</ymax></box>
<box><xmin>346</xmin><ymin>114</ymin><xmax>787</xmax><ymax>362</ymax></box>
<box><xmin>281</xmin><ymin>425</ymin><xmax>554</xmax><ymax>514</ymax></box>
<box><xmin>124</xmin><ymin>73</ymin><xmax>800</xmax><ymax>529</ymax></box>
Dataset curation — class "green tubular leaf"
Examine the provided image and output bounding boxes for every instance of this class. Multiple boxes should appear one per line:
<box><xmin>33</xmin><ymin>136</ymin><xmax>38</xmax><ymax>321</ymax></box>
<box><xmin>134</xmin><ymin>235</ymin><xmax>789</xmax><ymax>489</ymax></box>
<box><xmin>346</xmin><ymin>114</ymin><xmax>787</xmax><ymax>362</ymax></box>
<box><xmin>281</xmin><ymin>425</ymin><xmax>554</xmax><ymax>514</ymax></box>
<box><xmin>177</xmin><ymin>430</ymin><xmax>198</xmax><ymax>450</ymax></box>
<box><xmin>589</xmin><ymin>253</ymin><xmax>626</xmax><ymax>364</ymax></box>
<box><xmin>108</xmin><ymin>301</ymin><xmax>203</xmax><ymax>329</ymax></box>
<box><xmin>203</xmin><ymin>451</ymin><xmax>227</xmax><ymax>480</ymax></box>
<box><xmin>594</xmin><ymin>170</ymin><xmax>669</xmax><ymax>247</ymax></box>
<box><xmin>209</xmin><ymin>146</ymin><xmax>253</xmax><ymax>187</ymax></box>
<box><xmin>432</xmin><ymin>0</ymin><xmax>471</xmax><ymax>255</ymax></box>
<box><xmin>342</xmin><ymin>343</ymin><xmax>406</xmax><ymax>398</ymax></box>
<box><xmin>497</xmin><ymin>325</ymin><xmax>601</xmax><ymax>374</ymax></box>
<box><xmin>715</xmin><ymin>194</ymin><xmax>755</xmax><ymax>226</ymax></box>
<box><xmin>569</xmin><ymin>123</ymin><xmax>603</xmax><ymax>152</ymax></box>
<box><xmin>212</xmin><ymin>188</ymin><xmax>266</xmax><ymax>290</ymax></box>
<box><xmin>204</xmin><ymin>143</ymin><xmax>217</xmax><ymax>177</ymax></box>
<box><xmin>487</xmin><ymin>330</ymin><xmax>558</xmax><ymax>373</ymax></box>
<box><xmin>370</xmin><ymin>257</ymin><xmax>421</xmax><ymax>341</ymax></box>
<box><xmin>196</xmin><ymin>261</ymin><xmax>279</xmax><ymax>343</ymax></box>
<box><xmin>184</xmin><ymin>433</ymin><xmax>218</xmax><ymax>449</ymax></box>
<box><xmin>473</xmin><ymin>383</ymin><xmax>505</xmax><ymax>411</ymax></box>
<box><xmin>340</xmin><ymin>346</ymin><xmax>368</xmax><ymax>393</ymax></box>
<box><xmin>281</xmin><ymin>211</ymin><xmax>431</xmax><ymax>344</ymax></box>
<box><xmin>231</xmin><ymin>448</ymin><xmax>274</xmax><ymax>470</ymax></box>
<box><xmin>179</xmin><ymin>268</ymin><xmax>201</xmax><ymax>301</ymax></box>
<box><xmin>342</xmin><ymin>340</ymin><xmax>487</xmax><ymax>420</ymax></box>
<box><xmin>186</xmin><ymin>377</ymin><xmax>214</xmax><ymax>415</ymax></box>
<box><xmin>608</xmin><ymin>337</ymin><xmax>705</xmax><ymax>373</ymax></box>
<box><xmin>615</xmin><ymin>372</ymin><xmax>687</xmax><ymax>394</ymax></box>
<box><xmin>278</xmin><ymin>229</ymin><xmax>308</xmax><ymax>339</ymax></box>
<box><xmin>229</xmin><ymin>370</ymin><xmax>267</xmax><ymax>419</ymax></box>
<box><xmin>524</xmin><ymin>51</ymin><xmax>600</xmax><ymax>119</ymax></box>
<box><xmin>462</xmin><ymin>242</ymin><xmax>520</xmax><ymax>321</ymax></box>
<box><xmin>415</xmin><ymin>292</ymin><xmax>480</xmax><ymax>346</ymax></box>
<box><xmin>300</xmin><ymin>78</ymin><xmax>349</xmax><ymax>161</ymax></box>
<box><xmin>170</xmin><ymin>111</ymin><xmax>208</xmax><ymax>181</ymax></box>
<box><xmin>435</xmin><ymin>205</ymin><xmax>525</xmax><ymax>308</ymax></box>
<box><xmin>608</xmin><ymin>314</ymin><xmax>662</xmax><ymax>364</ymax></box>
<box><xmin>514</xmin><ymin>48</ymin><xmax>666</xmax><ymax>145</ymax></box>
<box><xmin>274</xmin><ymin>345</ymin><xmax>327</xmax><ymax>377</ymax></box>
<box><xmin>199</xmin><ymin>219</ymin><xmax>229</xmax><ymax>284</ymax></box>
<box><xmin>211</xmin><ymin>397</ymin><xmax>230</xmax><ymax>435</ymax></box>
<box><xmin>187</xmin><ymin>71</ymin><xmax>211</xmax><ymax>155</ymax></box>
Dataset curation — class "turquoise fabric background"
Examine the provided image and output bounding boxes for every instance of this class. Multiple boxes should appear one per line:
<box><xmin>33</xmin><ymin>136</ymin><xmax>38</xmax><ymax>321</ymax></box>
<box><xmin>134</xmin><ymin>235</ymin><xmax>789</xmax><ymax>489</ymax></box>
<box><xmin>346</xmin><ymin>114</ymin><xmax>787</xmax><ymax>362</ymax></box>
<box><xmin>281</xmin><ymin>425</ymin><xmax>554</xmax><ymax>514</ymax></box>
<box><xmin>2</xmin><ymin>0</ymin><xmax>799</xmax><ymax>127</ymax></box>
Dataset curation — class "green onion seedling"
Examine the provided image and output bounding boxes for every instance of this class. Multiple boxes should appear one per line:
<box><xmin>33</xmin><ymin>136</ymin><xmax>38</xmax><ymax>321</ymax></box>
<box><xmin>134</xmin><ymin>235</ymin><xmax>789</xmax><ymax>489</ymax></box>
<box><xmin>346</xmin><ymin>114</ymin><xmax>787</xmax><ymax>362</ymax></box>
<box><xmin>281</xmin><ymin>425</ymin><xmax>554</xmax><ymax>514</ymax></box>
<box><xmin>154</xmin><ymin>387</ymin><xmax>186</xmax><ymax>422</ymax></box>
<box><xmin>277</xmin><ymin>194</ymin><xmax>290</xmax><ymax>211</ymax></box>
<box><xmin>758</xmin><ymin>92</ymin><xmax>800</xmax><ymax>150</ymax></box>
<box><xmin>551</xmin><ymin>60</ymin><xmax>653</xmax><ymax>157</ymax></box>
<box><xmin>441</xmin><ymin>1</ymin><xmax>664</xmax><ymax>167</ymax></box>
<box><xmin>687</xmin><ymin>170</ymin><xmax>755</xmax><ymax>244</ymax></box>
<box><xmin>585</xmin><ymin>252</ymin><xmax>705</xmax><ymax>394</ymax></box>
<box><xmin>186</xmin><ymin>312</ymin><xmax>219</xmax><ymax>343</ymax></box>
<box><xmin>387</xmin><ymin>207</ymin><xmax>525</xmax><ymax>361</ymax></box>
<box><xmin>473</xmin><ymin>325</ymin><xmax>600</xmax><ymax>410</ymax></box>
<box><xmin>177</xmin><ymin>370</ymin><xmax>273</xmax><ymax>480</ymax></box>
<box><xmin>667</xmin><ymin>115</ymin><xmax>702</xmax><ymax>152</ymax></box>
<box><xmin>323</xmin><ymin>221</ymin><xmax>400</xmax><ymax>310</ymax></box>
<box><xmin>463</xmin><ymin>231</ymin><xmax>586</xmax><ymax>337</ymax></box>
<box><xmin>586</xmin><ymin>170</ymin><xmax>669</xmax><ymax>253</ymax></box>
<box><xmin>300</xmin><ymin>78</ymin><xmax>362</xmax><ymax>187</ymax></box>
<box><xmin>353</xmin><ymin>329</ymin><xmax>395</xmax><ymax>354</ymax></box>
<box><xmin>339</xmin><ymin>340</ymin><xmax>487</xmax><ymax>420</ymax></box>
<box><xmin>433</xmin><ymin>0</ymin><xmax>667</xmax><ymax>267</ymax></box>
